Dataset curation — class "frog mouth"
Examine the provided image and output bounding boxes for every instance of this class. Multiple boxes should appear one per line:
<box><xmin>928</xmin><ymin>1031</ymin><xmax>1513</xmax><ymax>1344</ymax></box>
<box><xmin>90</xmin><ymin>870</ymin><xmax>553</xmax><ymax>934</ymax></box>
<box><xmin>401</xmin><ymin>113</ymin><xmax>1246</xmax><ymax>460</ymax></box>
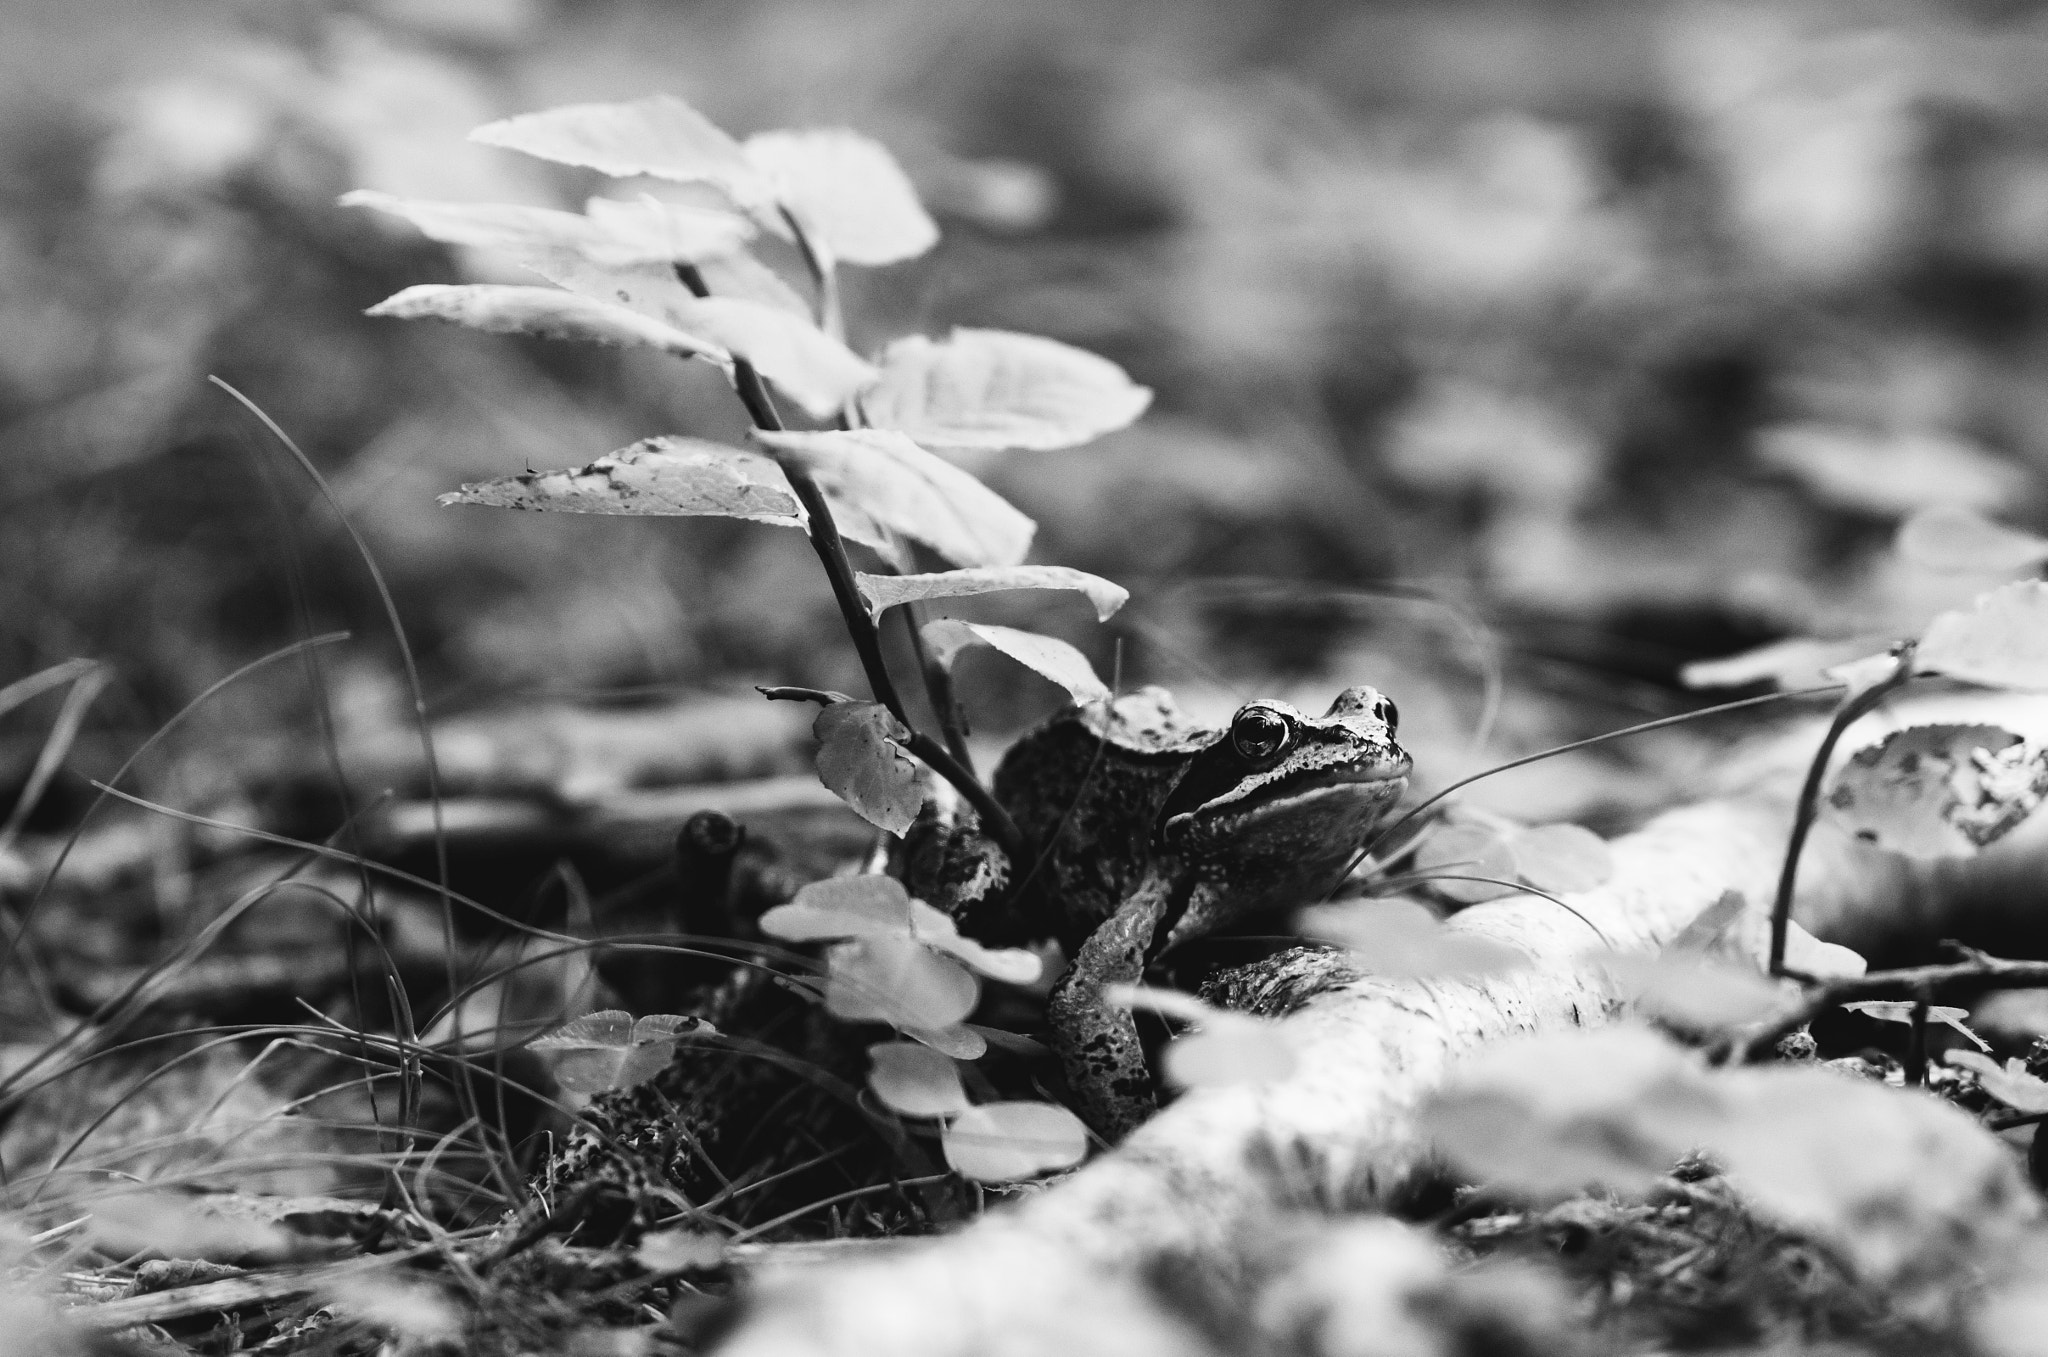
<box><xmin>1160</xmin><ymin>755</ymin><xmax>1410</xmax><ymax>836</ymax></box>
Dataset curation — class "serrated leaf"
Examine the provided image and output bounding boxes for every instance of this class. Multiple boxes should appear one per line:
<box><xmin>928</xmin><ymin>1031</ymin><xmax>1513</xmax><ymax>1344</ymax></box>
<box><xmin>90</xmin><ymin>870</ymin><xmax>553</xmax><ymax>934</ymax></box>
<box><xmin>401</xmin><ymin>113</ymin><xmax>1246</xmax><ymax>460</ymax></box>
<box><xmin>757</xmin><ymin>428</ymin><xmax>1035</xmax><ymax>568</ymax></box>
<box><xmin>760</xmin><ymin>875</ymin><xmax>914</xmax><ymax>942</ymax></box>
<box><xmin>1920</xmin><ymin>582</ymin><xmax>2048</xmax><ymax>692</ymax></box>
<box><xmin>1842</xmin><ymin>999</ymin><xmax>1989</xmax><ymax>1049</ymax></box>
<box><xmin>941</xmin><ymin>1102</ymin><xmax>1089</xmax><ymax>1181</ymax></box>
<box><xmin>867</xmin><ymin>1041</ymin><xmax>971</xmax><ymax>1117</ymax></box>
<box><xmin>824</xmin><ymin>936</ymin><xmax>979</xmax><ymax>1029</ymax></box>
<box><xmin>580</xmin><ymin>194</ymin><xmax>756</xmax><ymax>265</ymax></box>
<box><xmin>437</xmin><ymin>436</ymin><xmax>803</xmax><ymax>524</ymax></box>
<box><xmin>1161</xmin><ymin>1013</ymin><xmax>1298</xmax><ymax>1090</ymax></box>
<box><xmin>1825</xmin><ymin>723</ymin><xmax>2048</xmax><ymax>858</ymax></box>
<box><xmin>1897</xmin><ymin>506</ymin><xmax>2048</xmax><ymax>573</ymax></box>
<box><xmin>1509</xmin><ymin>823</ymin><xmax>1613</xmax><ymax>894</ymax></box>
<box><xmin>921</xmin><ymin>620</ymin><xmax>1108</xmax><ymax>704</ymax></box>
<box><xmin>1948</xmin><ymin>1050</ymin><xmax>2048</xmax><ymax>1113</ymax></box>
<box><xmin>742</xmin><ymin>128</ymin><xmax>938</xmax><ymax>265</ymax></box>
<box><xmin>859</xmin><ymin>329</ymin><xmax>1153</xmax><ymax>451</ymax></box>
<box><xmin>1602</xmin><ymin>952</ymin><xmax>1792</xmax><ymax>1032</ymax></box>
<box><xmin>811</xmin><ymin>701</ymin><xmax>923</xmax><ymax>835</ymax></box>
<box><xmin>854</xmin><ymin>566</ymin><xmax>1128</xmax><ymax>623</ymax></box>
<box><xmin>470</xmin><ymin>95</ymin><xmax>762</xmax><ymax>197</ymax></box>
<box><xmin>1414</xmin><ymin>823</ymin><xmax>1519</xmax><ymax>904</ymax></box>
<box><xmin>367</xmin><ymin>283</ymin><xmax>722</xmax><ymax>358</ymax></box>
<box><xmin>1299</xmin><ymin>897</ymin><xmax>1526</xmax><ymax>980</ymax></box>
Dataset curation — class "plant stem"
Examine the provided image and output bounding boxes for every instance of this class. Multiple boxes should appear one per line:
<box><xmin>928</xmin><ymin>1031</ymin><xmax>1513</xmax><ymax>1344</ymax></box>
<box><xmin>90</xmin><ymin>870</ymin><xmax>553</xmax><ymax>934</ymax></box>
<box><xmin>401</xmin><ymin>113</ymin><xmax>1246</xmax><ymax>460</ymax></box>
<box><xmin>1767</xmin><ymin>648</ymin><xmax>1915</xmax><ymax>976</ymax></box>
<box><xmin>673</xmin><ymin>265</ymin><xmax>1023</xmax><ymax>858</ymax></box>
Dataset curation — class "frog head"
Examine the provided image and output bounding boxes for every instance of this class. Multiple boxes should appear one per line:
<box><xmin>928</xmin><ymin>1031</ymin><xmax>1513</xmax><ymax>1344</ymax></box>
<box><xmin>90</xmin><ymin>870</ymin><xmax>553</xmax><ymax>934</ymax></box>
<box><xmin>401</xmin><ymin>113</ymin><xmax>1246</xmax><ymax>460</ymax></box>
<box><xmin>1152</xmin><ymin>686</ymin><xmax>1410</xmax><ymax>946</ymax></box>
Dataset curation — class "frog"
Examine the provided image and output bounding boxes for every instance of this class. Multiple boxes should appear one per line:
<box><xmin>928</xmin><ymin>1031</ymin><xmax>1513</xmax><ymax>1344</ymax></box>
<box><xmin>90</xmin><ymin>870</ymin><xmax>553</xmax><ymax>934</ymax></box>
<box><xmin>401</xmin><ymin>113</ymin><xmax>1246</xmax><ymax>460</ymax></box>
<box><xmin>910</xmin><ymin>684</ymin><xmax>1410</xmax><ymax>1139</ymax></box>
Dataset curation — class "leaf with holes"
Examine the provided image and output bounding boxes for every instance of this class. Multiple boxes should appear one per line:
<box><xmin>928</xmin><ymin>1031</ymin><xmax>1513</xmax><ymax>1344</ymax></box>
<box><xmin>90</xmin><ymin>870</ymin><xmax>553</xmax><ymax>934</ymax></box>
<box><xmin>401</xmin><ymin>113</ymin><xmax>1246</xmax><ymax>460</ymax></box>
<box><xmin>867</xmin><ymin>1041</ymin><xmax>971</xmax><ymax>1117</ymax></box>
<box><xmin>811</xmin><ymin>701</ymin><xmax>924</xmax><ymax>835</ymax></box>
<box><xmin>1510</xmin><ymin>823</ymin><xmax>1613</xmax><ymax>894</ymax></box>
<box><xmin>1299</xmin><ymin>897</ymin><xmax>1525</xmax><ymax>980</ymax></box>
<box><xmin>743</xmin><ymin>128</ymin><xmax>938</xmax><ymax>265</ymax></box>
<box><xmin>470</xmin><ymin>95</ymin><xmax>762</xmax><ymax>199</ymax></box>
<box><xmin>853</xmin><ymin>566</ymin><xmax>1128</xmax><ymax>623</ymax></box>
<box><xmin>756</xmin><ymin>429</ymin><xmax>1035</xmax><ymax>568</ymax></box>
<box><xmin>941</xmin><ymin>1102</ymin><xmax>1090</xmax><ymax>1182</ymax></box>
<box><xmin>1948</xmin><ymin>1050</ymin><xmax>2048</xmax><ymax>1113</ymax></box>
<box><xmin>824</xmin><ymin>936</ymin><xmax>979</xmax><ymax>1030</ymax></box>
<box><xmin>921</xmin><ymin>620</ymin><xmax>1108</xmax><ymax>704</ymax></box>
<box><xmin>1825</xmin><ymin>723</ymin><xmax>2048</xmax><ymax>858</ymax></box>
<box><xmin>367</xmin><ymin>283</ymin><xmax>722</xmax><ymax>359</ymax></box>
<box><xmin>1920</xmin><ymin>582</ymin><xmax>2048</xmax><ymax>691</ymax></box>
<box><xmin>859</xmin><ymin>329</ymin><xmax>1153</xmax><ymax>451</ymax></box>
<box><xmin>761</xmin><ymin>874</ymin><xmax>916</xmax><ymax>942</ymax></box>
<box><xmin>1898</xmin><ymin>506</ymin><xmax>2048</xmax><ymax>574</ymax></box>
<box><xmin>438</xmin><ymin>437</ymin><xmax>803</xmax><ymax>525</ymax></box>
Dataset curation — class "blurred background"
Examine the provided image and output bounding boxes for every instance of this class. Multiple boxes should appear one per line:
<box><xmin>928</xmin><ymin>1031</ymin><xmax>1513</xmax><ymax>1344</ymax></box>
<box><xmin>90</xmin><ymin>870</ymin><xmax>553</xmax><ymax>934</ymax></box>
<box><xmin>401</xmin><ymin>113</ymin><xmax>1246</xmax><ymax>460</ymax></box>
<box><xmin>6</xmin><ymin>0</ymin><xmax>2048</xmax><ymax>838</ymax></box>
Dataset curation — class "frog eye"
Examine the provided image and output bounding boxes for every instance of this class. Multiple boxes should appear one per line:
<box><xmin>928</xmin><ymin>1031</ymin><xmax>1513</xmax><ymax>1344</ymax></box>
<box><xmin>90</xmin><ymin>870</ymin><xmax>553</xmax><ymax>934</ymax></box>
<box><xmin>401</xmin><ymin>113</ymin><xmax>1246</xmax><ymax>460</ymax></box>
<box><xmin>1230</xmin><ymin>705</ymin><xmax>1291</xmax><ymax>761</ymax></box>
<box><xmin>1372</xmin><ymin>697</ymin><xmax>1399</xmax><ymax>735</ymax></box>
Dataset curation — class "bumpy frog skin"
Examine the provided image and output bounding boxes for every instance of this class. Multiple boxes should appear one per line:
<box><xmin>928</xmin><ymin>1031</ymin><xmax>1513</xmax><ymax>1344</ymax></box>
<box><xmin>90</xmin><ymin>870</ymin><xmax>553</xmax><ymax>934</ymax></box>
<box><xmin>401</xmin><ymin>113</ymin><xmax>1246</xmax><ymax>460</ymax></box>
<box><xmin>918</xmin><ymin>684</ymin><xmax>1410</xmax><ymax>1139</ymax></box>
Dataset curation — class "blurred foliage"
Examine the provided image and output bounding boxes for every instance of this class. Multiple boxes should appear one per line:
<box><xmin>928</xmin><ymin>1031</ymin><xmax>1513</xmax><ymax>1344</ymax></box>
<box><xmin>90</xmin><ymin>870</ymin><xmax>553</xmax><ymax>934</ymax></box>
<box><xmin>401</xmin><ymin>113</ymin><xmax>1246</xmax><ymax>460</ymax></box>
<box><xmin>9</xmin><ymin>0</ymin><xmax>2048</xmax><ymax>816</ymax></box>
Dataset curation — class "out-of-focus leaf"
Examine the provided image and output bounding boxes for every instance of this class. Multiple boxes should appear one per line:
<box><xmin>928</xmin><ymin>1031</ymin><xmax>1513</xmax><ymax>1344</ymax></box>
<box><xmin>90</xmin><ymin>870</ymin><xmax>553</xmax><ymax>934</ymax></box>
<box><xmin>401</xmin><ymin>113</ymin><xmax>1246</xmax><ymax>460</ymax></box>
<box><xmin>761</xmin><ymin>875</ymin><xmax>914</xmax><ymax>942</ymax></box>
<box><xmin>1414</xmin><ymin>823</ymin><xmax>1519</xmax><ymax>904</ymax></box>
<box><xmin>1511</xmin><ymin>824</ymin><xmax>1612</xmax><ymax>894</ymax></box>
<box><xmin>1755</xmin><ymin>423</ymin><xmax>2025</xmax><ymax>517</ymax></box>
<box><xmin>342</xmin><ymin>190</ymin><xmax>600</xmax><ymax>252</ymax></box>
<box><xmin>867</xmin><ymin>1041</ymin><xmax>972</xmax><ymax>1117</ymax></box>
<box><xmin>696</xmin><ymin>249</ymin><xmax>812</xmax><ymax>317</ymax></box>
<box><xmin>853</xmin><ymin>566</ymin><xmax>1128</xmax><ymax>622</ymax></box>
<box><xmin>757</xmin><ymin>429</ymin><xmax>1035</xmax><ymax>567</ymax></box>
<box><xmin>811</xmin><ymin>702</ymin><xmax>924</xmax><ymax>836</ymax></box>
<box><xmin>1825</xmin><ymin>723</ymin><xmax>2048</xmax><ymax>858</ymax></box>
<box><xmin>901</xmin><ymin>1023</ymin><xmax>988</xmax><ymax>1059</ymax></box>
<box><xmin>1299</xmin><ymin>897</ymin><xmax>1525</xmax><ymax>980</ymax></box>
<box><xmin>1919</xmin><ymin>582</ymin><xmax>2048</xmax><ymax>692</ymax></box>
<box><xmin>1601</xmin><ymin>952</ymin><xmax>1793</xmax><ymax>1032</ymax></box>
<box><xmin>678</xmin><ymin>295</ymin><xmax>876</xmax><ymax>418</ymax></box>
<box><xmin>921</xmin><ymin>620</ymin><xmax>1108</xmax><ymax>704</ymax></box>
<box><xmin>1161</xmin><ymin>1013</ymin><xmax>1298</xmax><ymax>1090</ymax></box>
<box><xmin>1898</xmin><ymin>506</ymin><xmax>2048</xmax><ymax>574</ymax></box>
<box><xmin>1947</xmin><ymin>1051</ymin><xmax>2048</xmax><ymax>1113</ymax></box>
<box><xmin>743</xmin><ymin>128</ymin><xmax>938</xmax><ymax>265</ymax></box>
<box><xmin>580</xmin><ymin>194</ymin><xmax>756</xmax><ymax>265</ymax></box>
<box><xmin>824</xmin><ymin>936</ymin><xmax>979</xmax><ymax>1030</ymax></box>
<box><xmin>941</xmin><ymin>1102</ymin><xmax>1089</xmax><ymax>1182</ymax></box>
<box><xmin>906</xmin><ymin>900</ymin><xmax>1045</xmax><ymax>984</ymax></box>
<box><xmin>1842</xmin><ymin>999</ymin><xmax>1988</xmax><ymax>1050</ymax></box>
<box><xmin>323</xmin><ymin>1276</ymin><xmax>462</xmax><ymax>1342</ymax></box>
<box><xmin>1973</xmin><ymin>989</ymin><xmax>2048</xmax><ymax>1041</ymax></box>
<box><xmin>366</xmin><ymin>283</ymin><xmax>720</xmax><ymax>358</ymax></box>
<box><xmin>470</xmin><ymin>95</ymin><xmax>760</xmax><ymax>197</ymax></box>
<box><xmin>1681</xmin><ymin>637</ymin><xmax>1889</xmax><ymax>691</ymax></box>
<box><xmin>859</xmin><ymin>329</ymin><xmax>1153</xmax><ymax>450</ymax></box>
<box><xmin>636</xmin><ymin>1230</ymin><xmax>726</xmax><ymax>1273</ymax></box>
<box><xmin>88</xmin><ymin>1191</ymin><xmax>298</xmax><ymax>1265</ymax></box>
<box><xmin>437</xmin><ymin>437</ymin><xmax>803</xmax><ymax>525</ymax></box>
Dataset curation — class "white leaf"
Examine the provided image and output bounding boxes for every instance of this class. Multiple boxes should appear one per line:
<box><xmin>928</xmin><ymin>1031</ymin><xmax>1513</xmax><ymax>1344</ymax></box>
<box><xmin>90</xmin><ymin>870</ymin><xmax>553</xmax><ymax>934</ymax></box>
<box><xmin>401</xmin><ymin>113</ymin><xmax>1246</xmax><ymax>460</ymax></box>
<box><xmin>867</xmin><ymin>1041</ymin><xmax>971</xmax><ymax>1117</ymax></box>
<box><xmin>581</xmin><ymin>194</ymin><xmax>755</xmax><ymax>266</ymax></box>
<box><xmin>636</xmin><ymin>1230</ymin><xmax>726</xmax><ymax>1273</ymax></box>
<box><xmin>342</xmin><ymin>189</ymin><xmax>601</xmax><ymax>253</ymax></box>
<box><xmin>760</xmin><ymin>875</ymin><xmax>914</xmax><ymax>942</ymax></box>
<box><xmin>824</xmin><ymin>936</ymin><xmax>979</xmax><ymax>1030</ymax></box>
<box><xmin>1947</xmin><ymin>1050</ymin><xmax>2048</xmax><ymax>1113</ymax></box>
<box><xmin>1413</xmin><ymin>823</ymin><xmax>1519</xmax><ymax>904</ymax></box>
<box><xmin>470</xmin><ymin>95</ymin><xmax>763</xmax><ymax>198</ymax></box>
<box><xmin>853</xmin><ymin>566</ymin><xmax>1128</xmax><ymax>622</ymax></box>
<box><xmin>941</xmin><ymin>1102</ymin><xmax>1089</xmax><ymax>1182</ymax></box>
<box><xmin>1509</xmin><ymin>823</ymin><xmax>1613</xmax><ymax>894</ymax></box>
<box><xmin>1601</xmin><ymin>952</ymin><xmax>1793</xmax><ymax>1032</ymax></box>
<box><xmin>1755</xmin><ymin>422</ymin><xmax>2024</xmax><ymax>517</ymax></box>
<box><xmin>811</xmin><ymin>702</ymin><xmax>923</xmax><ymax>836</ymax></box>
<box><xmin>1842</xmin><ymin>999</ymin><xmax>1988</xmax><ymax>1049</ymax></box>
<box><xmin>1161</xmin><ymin>1014</ymin><xmax>1298</xmax><ymax>1090</ymax></box>
<box><xmin>756</xmin><ymin>428</ymin><xmax>1035</xmax><ymax>568</ymax></box>
<box><xmin>1299</xmin><ymin>897</ymin><xmax>1525</xmax><ymax>980</ymax></box>
<box><xmin>436</xmin><ymin>436</ymin><xmax>803</xmax><ymax>525</ymax></box>
<box><xmin>921</xmin><ymin>620</ymin><xmax>1108</xmax><ymax>704</ymax></box>
<box><xmin>1825</xmin><ymin>723</ymin><xmax>2048</xmax><ymax>858</ymax></box>
<box><xmin>1919</xmin><ymin>582</ymin><xmax>2048</xmax><ymax>691</ymax></box>
<box><xmin>859</xmin><ymin>329</ymin><xmax>1153</xmax><ymax>451</ymax></box>
<box><xmin>1897</xmin><ymin>506</ymin><xmax>2048</xmax><ymax>573</ymax></box>
<box><xmin>695</xmin><ymin>249</ymin><xmax>813</xmax><ymax>318</ymax></box>
<box><xmin>678</xmin><ymin>295</ymin><xmax>876</xmax><ymax>418</ymax></box>
<box><xmin>901</xmin><ymin>1023</ymin><xmax>989</xmax><ymax>1059</ymax></box>
<box><xmin>743</xmin><ymin>128</ymin><xmax>938</xmax><ymax>265</ymax></box>
<box><xmin>1681</xmin><ymin>637</ymin><xmax>1891</xmax><ymax>691</ymax></box>
<box><xmin>367</xmin><ymin>283</ymin><xmax>722</xmax><ymax>359</ymax></box>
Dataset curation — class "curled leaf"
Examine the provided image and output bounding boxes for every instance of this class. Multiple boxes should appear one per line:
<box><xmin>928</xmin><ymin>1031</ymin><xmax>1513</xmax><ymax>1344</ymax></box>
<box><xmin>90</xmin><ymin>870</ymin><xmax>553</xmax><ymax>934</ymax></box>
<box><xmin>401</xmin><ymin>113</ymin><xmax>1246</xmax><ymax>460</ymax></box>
<box><xmin>854</xmin><ymin>566</ymin><xmax>1128</xmax><ymax>623</ymax></box>
<box><xmin>859</xmin><ymin>329</ymin><xmax>1153</xmax><ymax>451</ymax></box>
<box><xmin>756</xmin><ymin>428</ymin><xmax>1035</xmax><ymax>568</ymax></box>
<box><xmin>812</xmin><ymin>701</ymin><xmax>923</xmax><ymax>836</ymax></box>
<box><xmin>437</xmin><ymin>436</ymin><xmax>803</xmax><ymax>525</ymax></box>
<box><xmin>921</xmin><ymin>620</ymin><xmax>1108</xmax><ymax>704</ymax></box>
<box><xmin>867</xmin><ymin>1041</ymin><xmax>971</xmax><ymax>1117</ymax></box>
<box><xmin>941</xmin><ymin>1102</ymin><xmax>1089</xmax><ymax>1182</ymax></box>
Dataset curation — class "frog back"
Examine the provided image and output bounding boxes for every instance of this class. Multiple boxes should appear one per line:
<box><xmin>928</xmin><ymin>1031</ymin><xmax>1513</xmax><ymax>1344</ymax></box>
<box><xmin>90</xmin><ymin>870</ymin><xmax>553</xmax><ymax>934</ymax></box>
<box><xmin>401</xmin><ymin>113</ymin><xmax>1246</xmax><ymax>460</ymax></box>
<box><xmin>992</xmin><ymin>686</ymin><xmax>1216</xmax><ymax>942</ymax></box>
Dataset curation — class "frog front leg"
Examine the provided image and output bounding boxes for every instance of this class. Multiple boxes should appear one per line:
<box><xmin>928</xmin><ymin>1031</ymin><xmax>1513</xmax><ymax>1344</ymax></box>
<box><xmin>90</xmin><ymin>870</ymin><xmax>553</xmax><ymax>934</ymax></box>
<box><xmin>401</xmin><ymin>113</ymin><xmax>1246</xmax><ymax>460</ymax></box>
<box><xmin>1045</xmin><ymin>870</ymin><xmax>1179</xmax><ymax>1140</ymax></box>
